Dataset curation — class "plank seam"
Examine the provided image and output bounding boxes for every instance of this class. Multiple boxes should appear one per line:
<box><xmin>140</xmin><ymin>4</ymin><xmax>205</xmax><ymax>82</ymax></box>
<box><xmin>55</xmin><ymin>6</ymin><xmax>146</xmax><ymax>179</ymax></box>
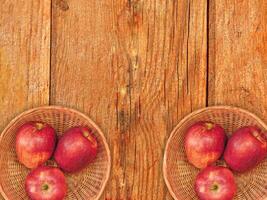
<box><xmin>49</xmin><ymin>0</ymin><xmax>53</xmax><ymax>105</ymax></box>
<box><xmin>206</xmin><ymin>0</ymin><xmax>210</xmax><ymax>107</ymax></box>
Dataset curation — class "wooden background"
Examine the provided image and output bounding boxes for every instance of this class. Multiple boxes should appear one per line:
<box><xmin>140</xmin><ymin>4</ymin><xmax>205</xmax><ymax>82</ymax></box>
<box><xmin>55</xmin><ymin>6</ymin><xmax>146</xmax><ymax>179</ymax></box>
<box><xmin>0</xmin><ymin>0</ymin><xmax>266</xmax><ymax>199</ymax></box>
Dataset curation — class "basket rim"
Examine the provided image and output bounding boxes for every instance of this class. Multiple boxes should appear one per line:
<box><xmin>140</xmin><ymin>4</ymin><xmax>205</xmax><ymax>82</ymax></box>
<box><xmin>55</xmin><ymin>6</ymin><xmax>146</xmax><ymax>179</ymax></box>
<box><xmin>163</xmin><ymin>105</ymin><xmax>267</xmax><ymax>200</ymax></box>
<box><xmin>0</xmin><ymin>105</ymin><xmax>111</xmax><ymax>200</ymax></box>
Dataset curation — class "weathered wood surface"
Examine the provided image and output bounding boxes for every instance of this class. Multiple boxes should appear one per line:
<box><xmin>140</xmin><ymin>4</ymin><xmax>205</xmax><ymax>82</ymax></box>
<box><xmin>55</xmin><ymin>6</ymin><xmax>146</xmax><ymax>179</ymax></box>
<box><xmin>51</xmin><ymin>0</ymin><xmax>207</xmax><ymax>199</ymax></box>
<box><xmin>0</xmin><ymin>0</ymin><xmax>51</xmax><ymax>129</ymax></box>
<box><xmin>0</xmin><ymin>1</ymin><xmax>50</xmax><ymax>198</ymax></box>
<box><xmin>208</xmin><ymin>0</ymin><xmax>267</xmax><ymax>120</ymax></box>
<box><xmin>0</xmin><ymin>0</ymin><xmax>266</xmax><ymax>199</ymax></box>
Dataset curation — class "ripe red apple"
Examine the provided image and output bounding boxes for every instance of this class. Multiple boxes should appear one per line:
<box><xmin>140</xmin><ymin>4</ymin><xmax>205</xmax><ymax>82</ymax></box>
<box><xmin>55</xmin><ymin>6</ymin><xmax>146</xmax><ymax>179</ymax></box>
<box><xmin>224</xmin><ymin>126</ymin><xmax>267</xmax><ymax>172</ymax></box>
<box><xmin>16</xmin><ymin>121</ymin><xmax>56</xmax><ymax>169</ymax></box>
<box><xmin>25</xmin><ymin>166</ymin><xmax>67</xmax><ymax>200</ymax></box>
<box><xmin>195</xmin><ymin>166</ymin><xmax>237</xmax><ymax>200</ymax></box>
<box><xmin>54</xmin><ymin>127</ymin><xmax>98</xmax><ymax>173</ymax></box>
<box><xmin>184</xmin><ymin>121</ymin><xmax>227</xmax><ymax>169</ymax></box>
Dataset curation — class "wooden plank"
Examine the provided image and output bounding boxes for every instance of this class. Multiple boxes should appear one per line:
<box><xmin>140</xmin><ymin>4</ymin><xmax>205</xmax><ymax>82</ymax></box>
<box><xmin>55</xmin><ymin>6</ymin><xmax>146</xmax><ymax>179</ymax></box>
<box><xmin>208</xmin><ymin>0</ymin><xmax>267</xmax><ymax>120</ymax></box>
<box><xmin>51</xmin><ymin>0</ymin><xmax>207</xmax><ymax>199</ymax></box>
<box><xmin>0</xmin><ymin>1</ymin><xmax>51</xmax><ymax>130</ymax></box>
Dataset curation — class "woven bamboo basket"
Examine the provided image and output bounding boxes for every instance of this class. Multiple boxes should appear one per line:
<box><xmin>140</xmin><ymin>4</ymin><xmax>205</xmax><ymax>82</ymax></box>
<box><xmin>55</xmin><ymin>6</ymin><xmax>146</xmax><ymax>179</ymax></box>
<box><xmin>163</xmin><ymin>106</ymin><xmax>267</xmax><ymax>200</ymax></box>
<box><xmin>0</xmin><ymin>106</ymin><xmax>111</xmax><ymax>200</ymax></box>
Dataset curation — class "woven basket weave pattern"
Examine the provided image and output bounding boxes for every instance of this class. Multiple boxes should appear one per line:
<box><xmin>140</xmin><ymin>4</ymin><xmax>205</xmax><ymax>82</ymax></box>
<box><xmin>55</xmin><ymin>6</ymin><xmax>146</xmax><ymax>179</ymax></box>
<box><xmin>164</xmin><ymin>106</ymin><xmax>267</xmax><ymax>200</ymax></box>
<box><xmin>0</xmin><ymin>106</ymin><xmax>111</xmax><ymax>200</ymax></box>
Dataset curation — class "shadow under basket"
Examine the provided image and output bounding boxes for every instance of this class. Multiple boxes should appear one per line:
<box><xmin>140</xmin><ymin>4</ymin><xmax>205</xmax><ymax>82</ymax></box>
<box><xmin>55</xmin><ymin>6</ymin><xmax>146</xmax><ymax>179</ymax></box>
<box><xmin>0</xmin><ymin>106</ymin><xmax>111</xmax><ymax>200</ymax></box>
<box><xmin>163</xmin><ymin>106</ymin><xmax>267</xmax><ymax>200</ymax></box>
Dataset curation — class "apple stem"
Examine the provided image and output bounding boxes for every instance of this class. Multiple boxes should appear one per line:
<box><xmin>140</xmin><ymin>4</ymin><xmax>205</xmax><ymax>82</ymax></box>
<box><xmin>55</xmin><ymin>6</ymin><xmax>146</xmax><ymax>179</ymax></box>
<box><xmin>42</xmin><ymin>184</ymin><xmax>49</xmax><ymax>191</ymax></box>
<box><xmin>35</xmin><ymin>122</ymin><xmax>44</xmax><ymax>130</ymax></box>
<box><xmin>211</xmin><ymin>184</ymin><xmax>219</xmax><ymax>191</ymax></box>
<box><xmin>83</xmin><ymin>131</ymin><xmax>89</xmax><ymax>137</ymax></box>
<box><xmin>205</xmin><ymin>122</ymin><xmax>214</xmax><ymax>130</ymax></box>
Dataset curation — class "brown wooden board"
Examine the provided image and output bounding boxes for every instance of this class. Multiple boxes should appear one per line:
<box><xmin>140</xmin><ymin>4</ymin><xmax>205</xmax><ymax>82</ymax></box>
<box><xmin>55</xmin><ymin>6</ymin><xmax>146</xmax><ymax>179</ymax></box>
<box><xmin>0</xmin><ymin>0</ymin><xmax>50</xmax><ymax>130</ymax></box>
<box><xmin>51</xmin><ymin>0</ymin><xmax>207</xmax><ymax>199</ymax></box>
<box><xmin>0</xmin><ymin>1</ymin><xmax>50</xmax><ymax>198</ymax></box>
<box><xmin>208</xmin><ymin>0</ymin><xmax>267</xmax><ymax>120</ymax></box>
<box><xmin>2</xmin><ymin>0</ymin><xmax>267</xmax><ymax>199</ymax></box>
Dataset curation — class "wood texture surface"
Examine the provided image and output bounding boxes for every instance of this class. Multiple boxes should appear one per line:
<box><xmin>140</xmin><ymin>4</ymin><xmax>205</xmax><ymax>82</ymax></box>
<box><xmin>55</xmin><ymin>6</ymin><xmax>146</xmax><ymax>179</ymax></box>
<box><xmin>0</xmin><ymin>0</ymin><xmax>51</xmax><ymax>130</ymax></box>
<box><xmin>208</xmin><ymin>0</ymin><xmax>267</xmax><ymax>120</ymax></box>
<box><xmin>0</xmin><ymin>0</ymin><xmax>267</xmax><ymax>199</ymax></box>
<box><xmin>51</xmin><ymin>0</ymin><xmax>207</xmax><ymax>199</ymax></box>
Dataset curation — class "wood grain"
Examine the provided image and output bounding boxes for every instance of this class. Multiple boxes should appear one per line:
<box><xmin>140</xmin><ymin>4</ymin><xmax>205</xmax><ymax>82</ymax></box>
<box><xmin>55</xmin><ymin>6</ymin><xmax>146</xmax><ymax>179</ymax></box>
<box><xmin>1</xmin><ymin>0</ymin><xmax>267</xmax><ymax>199</ymax></box>
<box><xmin>208</xmin><ymin>0</ymin><xmax>267</xmax><ymax>120</ymax></box>
<box><xmin>51</xmin><ymin>0</ymin><xmax>207</xmax><ymax>199</ymax></box>
<box><xmin>0</xmin><ymin>0</ymin><xmax>51</xmax><ymax>131</ymax></box>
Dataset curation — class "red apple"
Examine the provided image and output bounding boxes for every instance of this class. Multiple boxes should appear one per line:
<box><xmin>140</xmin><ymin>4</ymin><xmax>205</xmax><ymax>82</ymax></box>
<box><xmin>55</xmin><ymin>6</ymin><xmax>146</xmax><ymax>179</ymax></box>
<box><xmin>195</xmin><ymin>166</ymin><xmax>236</xmax><ymax>200</ymax></box>
<box><xmin>185</xmin><ymin>121</ymin><xmax>227</xmax><ymax>169</ymax></box>
<box><xmin>224</xmin><ymin>126</ymin><xmax>267</xmax><ymax>172</ymax></box>
<box><xmin>25</xmin><ymin>166</ymin><xmax>67</xmax><ymax>200</ymax></box>
<box><xmin>54</xmin><ymin>127</ymin><xmax>97</xmax><ymax>173</ymax></box>
<box><xmin>16</xmin><ymin>121</ymin><xmax>56</xmax><ymax>169</ymax></box>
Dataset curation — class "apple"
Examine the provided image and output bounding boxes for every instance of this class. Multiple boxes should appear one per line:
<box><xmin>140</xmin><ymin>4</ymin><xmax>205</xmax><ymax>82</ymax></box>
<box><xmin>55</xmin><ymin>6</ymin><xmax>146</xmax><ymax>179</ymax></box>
<box><xmin>54</xmin><ymin>127</ymin><xmax>97</xmax><ymax>173</ymax></box>
<box><xmin>224</xmin><ymin>126</ymin><xmax>267</xmax><ymax>172</ymax></box>
<box><xmin>25</xmin><ymin>166</ymin><xmax>67</xmax><ymax>200</ymax></box>
<box><xmin>185</xmin><ymin>121</ymin><xmax>227</xmax><ymax>169</ymax></box>
<box><xmin>195</xmin><ymin>166</ymin><xmax>236</xmax><ymax>200</ymax></box>
<box><xmin>16</xmin><ymin>121</ymin><xmax>56</xmax><ymax>169</ymax></box>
